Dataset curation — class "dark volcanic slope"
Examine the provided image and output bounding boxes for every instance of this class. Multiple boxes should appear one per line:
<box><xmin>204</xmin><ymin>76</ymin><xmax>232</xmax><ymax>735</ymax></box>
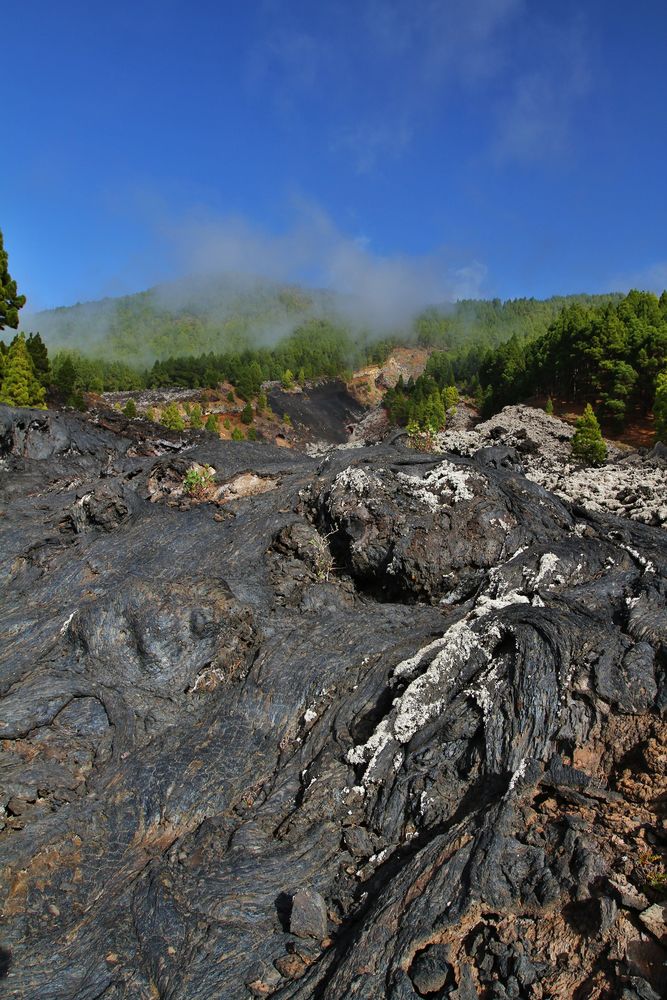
<box><xmin>268</xmin><ymin>380</ymin><xmax>365</xmax><ymax>444</ymax></box>
<box><xmin>0</xmin><ymin>404</ymin><xmax>665</xmax><ymax>1000</ymax></box>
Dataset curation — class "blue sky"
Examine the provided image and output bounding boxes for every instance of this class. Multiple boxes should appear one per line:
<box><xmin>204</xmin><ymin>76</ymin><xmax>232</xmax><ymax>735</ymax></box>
<box><xmin>3</xmin><ymin>0</ymin><xmax>666</xmax><ymax>313</ymax></box>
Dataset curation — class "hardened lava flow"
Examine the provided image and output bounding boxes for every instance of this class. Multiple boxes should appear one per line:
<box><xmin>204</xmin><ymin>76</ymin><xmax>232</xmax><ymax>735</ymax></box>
<box><xmin>1</xmin><ymin>403</ymin><xmax>665</xmax><ymax>1000</ymax></box>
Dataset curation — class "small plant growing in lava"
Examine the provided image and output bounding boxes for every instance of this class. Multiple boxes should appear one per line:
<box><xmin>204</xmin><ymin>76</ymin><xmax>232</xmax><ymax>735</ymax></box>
<box><xmin>182</xmin><ymin>464</ymin><xmax>216</xmax><ymax>500</ymax></box>
<box><xmin>636</xmin><ymin>849</ymin><xmax>667</xmax><ymax>892</ymax></box>
<box><xmin>310</xmin><ymin>529</ymin><xmax>337</xmax><ymax>581</ymax></box>
<box><xmin>406</xmin><ymin>420</ymin><xmax>435</xmax><ymax>453</ymax></box>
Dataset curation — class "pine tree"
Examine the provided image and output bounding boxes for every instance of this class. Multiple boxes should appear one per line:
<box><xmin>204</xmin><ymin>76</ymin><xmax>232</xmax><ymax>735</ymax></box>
<box><xmin>0</xmin><ymin>228</ymin><xmax>26</xmax><ymax>330</ymax></box>
<box><xmin>545</xmin><ymin>397</ymin><xmax>554</xmax><ymax>415</ymax></box>
<box><xmin>571</xmin><ymin>403</ymin><xmax>607</xmax><ymax>464</ymax></box>
<box><xmin>123</xmin><ymin>399</ymin><xmax>137</xmax><ymax>418</ymax></box>
<box><xmin>205</xmin><ymin>413</ymin><xmax>218</xmax><ymax>434</ymax></box>
<box><xmin>423</xmin><ymin>388</ymin><xmax>446</xmax><ymax>431</ymax></box>
<box><xmin>190</xmin><ymin>403</ymin><xmax>203</xmax><ymax>429</ymax></box>
<box><xmin>161</xmin><ymin>402</ymin><xmax>185</xmax><ymax>431</ymax></box>
<box><xmin>241</xmin><ymin>402</ymin><xmax>253</xmax><ymax>424</ymax></box>
<box><xmin>236</xmin><ymin>369</ymin><xmax>254</xmax><ymax>400</ymax></box>
<box><xmin>0</xmin><ymin>333</ymin><xmax>46</xmax><ymax>407</ymax></box>
<box><xmin>442</xmin><ymin>385</ymin><xmax>459</xmax><ymax>412</ymax></box>
<box><xmin>26</xmin><ymin>333</ymin><xmax>50</xmax><ymax>387</ymax></box>
<box><xmin>248</xmin><ymin>361</ymin><xmax>264</xmax><ymax>394</ymax></box>
<box><xmin>54</xmin><ymin>355</ymin><xmax>78</xmax><ymax>402</ymax></box>
<box><xmin>653</xmin><ymin>371</ymin><xmax>667</xmax><ymax>444</ymax></box>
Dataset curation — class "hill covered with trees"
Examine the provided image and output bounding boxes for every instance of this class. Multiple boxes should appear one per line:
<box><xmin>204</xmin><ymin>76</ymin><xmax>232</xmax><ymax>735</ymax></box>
<box><xmin>384</xmin><ymin>290</ymin><xmax>667</xmax><ymax>438</ymax></box>
<box><xmin>477</xmin><ymin>290</ymin><xmax>667</xmax><ymax>427</ymax></box>
<box><xmin>21</xmin><ymin>278</ymin><xmax>626</xmax><ymax>399</ymax></box>
<box><xmin>28</xmin><ymin>277</ymin><xmax>340</xmax><ymax>366</ymax></box>
<box><xmin>5</xmin><ymin>233</ymin><xmax>665</xmax><ymax>444</ymax></box>
<box><xmin>412</xmin><ymin>293</ymin><xmax>623</xmax><ymax>352</ymax></box>
<box><xmin>31</xmin><ymin>279</ymin><xmax>621</xmax><ymax>368</ymax></box>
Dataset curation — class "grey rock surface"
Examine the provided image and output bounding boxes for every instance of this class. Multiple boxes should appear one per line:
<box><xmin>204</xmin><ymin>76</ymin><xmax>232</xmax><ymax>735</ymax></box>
<box><xmin>289</xmin><ymin>890</ymin><xmax>328</xmax><ymax>941</ymax></box>
<box><xmin>435</xmin><ymin>404</ymin><xmax>667</xmax><ymax>528</ymax></box>
<box><xmin>1</xmin><ymin>402</ymin><xmax>666</xmax><ymax>999</ymax></box>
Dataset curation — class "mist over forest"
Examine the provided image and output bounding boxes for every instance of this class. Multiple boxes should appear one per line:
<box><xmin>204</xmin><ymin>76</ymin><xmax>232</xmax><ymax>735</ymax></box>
<box><xmin>26</xmin><ymin>272</ymin><xmax>622</xmax><ymax>370</ymax></box>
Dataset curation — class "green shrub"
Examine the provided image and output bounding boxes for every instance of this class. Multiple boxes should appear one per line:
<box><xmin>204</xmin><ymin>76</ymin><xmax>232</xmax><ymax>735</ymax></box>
<box><xmin>406</xmin><ymin>419</ymin><xmax>435</xmax><ymax>452</ymax></box>
<box><xmin>123</xmin><ymin>399</ymin><xmax>137</xmax><ymax>419</ymax></box>
<box><xmin>182</xmin><ymin>464</ymin><xmax>215</xmax><ymax>499</ymax></box>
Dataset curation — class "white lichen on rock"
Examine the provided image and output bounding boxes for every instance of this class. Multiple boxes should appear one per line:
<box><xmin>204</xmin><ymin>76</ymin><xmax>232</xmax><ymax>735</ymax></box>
<box><xmin>346</xmin><ymin>573</ymin><xmax>542</xmax><ymax>788</ymax></box>
<box><xmin>533</xmin><ymin>552</ymin><xmax>561</xmax><ymax>586</ymax></box>
<box><xmin>471</xmin><ymin>590</ymin><xmax>530</xmax><ymax>617</ymax></box>
<box><xmin>397</xmin><ymin>459</ymin><xmax>482</xmax><ymax>509</ymax></box>
<box><xmin>430</xmin><ymin>403</ymin><xmax>667</xmax><ymax>529</ymax></box>
<box><xmin>621</xmin><ymin>544</ymin><xmax>656</xmax><ymax>576</ymax></box>
<box><xmin>60</xmin><ymin>610</ymin><xmax>78</xmax><ymax>635</ymax></box>
<box><xmin>392</xmin><ymin>635</ymin><xmax>451</xmax><ymax>682</ymax></box>
<box><xmin>508</xmin><ymin>756</ymin><xmax>529</xmax><ymax>791</ymax></box>
<box><xmin>331</xmin><ymin>466</ymin><xmax>379</xmax><ymax>497</ymax></box>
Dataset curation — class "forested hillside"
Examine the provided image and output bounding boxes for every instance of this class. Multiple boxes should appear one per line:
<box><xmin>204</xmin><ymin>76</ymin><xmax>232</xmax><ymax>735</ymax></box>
<box><xmin>412</xmin><ymin>293</ymin><xmax>622</xmax><ymax>351</ymax></box>
<box><xmin>32</xmin><ymin>280</ymin><xmax>620</xmax><ymax>364</ymax></box>
<box><xmin>29</xmin><ymin>279</ymin><xmax>335</xmax><ymax>366</ymax></box>
<box><xmin>8</xmin><ymin>272</ymin><xmax>665</xmax><ymax>441</ymax></box>
<box><xmin>22</xmin><ymin>278</ymin><xmax>624</xmax><ymax>397</ymax></box>
<box><xmin>385</xmin><ymin>291</ymin><xmax>667</xmax><ymax>436</ymax></box>
<box><xmin>477</xmin><ymin>290</ymin><xmax>667</xmax><ymax>426</ymax></box>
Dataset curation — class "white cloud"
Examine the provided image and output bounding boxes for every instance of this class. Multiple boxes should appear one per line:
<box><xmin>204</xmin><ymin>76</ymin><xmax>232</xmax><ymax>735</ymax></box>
<box><xmin>365</xmin><ymin>0</ymin><xmax>524</xmax><ymax>86</ymax></box>
<box><xmin>155</xmin><ymin>198</ymin><xmax>487</xmax><ymax>330</ymax></box>
<box><xmin>245</xmin><ymin>1</ymin><xmax>594</xmax><ymax>171</ymax></box>
<box><xmin>332</xmin><ymin>121</ymin><xmax>413</xmax><ymax>175</ymax></box>
<box><xmin>492</xmin><ymin>14</ymin><xmax>592</xmax><ymax>164</ymax></box>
